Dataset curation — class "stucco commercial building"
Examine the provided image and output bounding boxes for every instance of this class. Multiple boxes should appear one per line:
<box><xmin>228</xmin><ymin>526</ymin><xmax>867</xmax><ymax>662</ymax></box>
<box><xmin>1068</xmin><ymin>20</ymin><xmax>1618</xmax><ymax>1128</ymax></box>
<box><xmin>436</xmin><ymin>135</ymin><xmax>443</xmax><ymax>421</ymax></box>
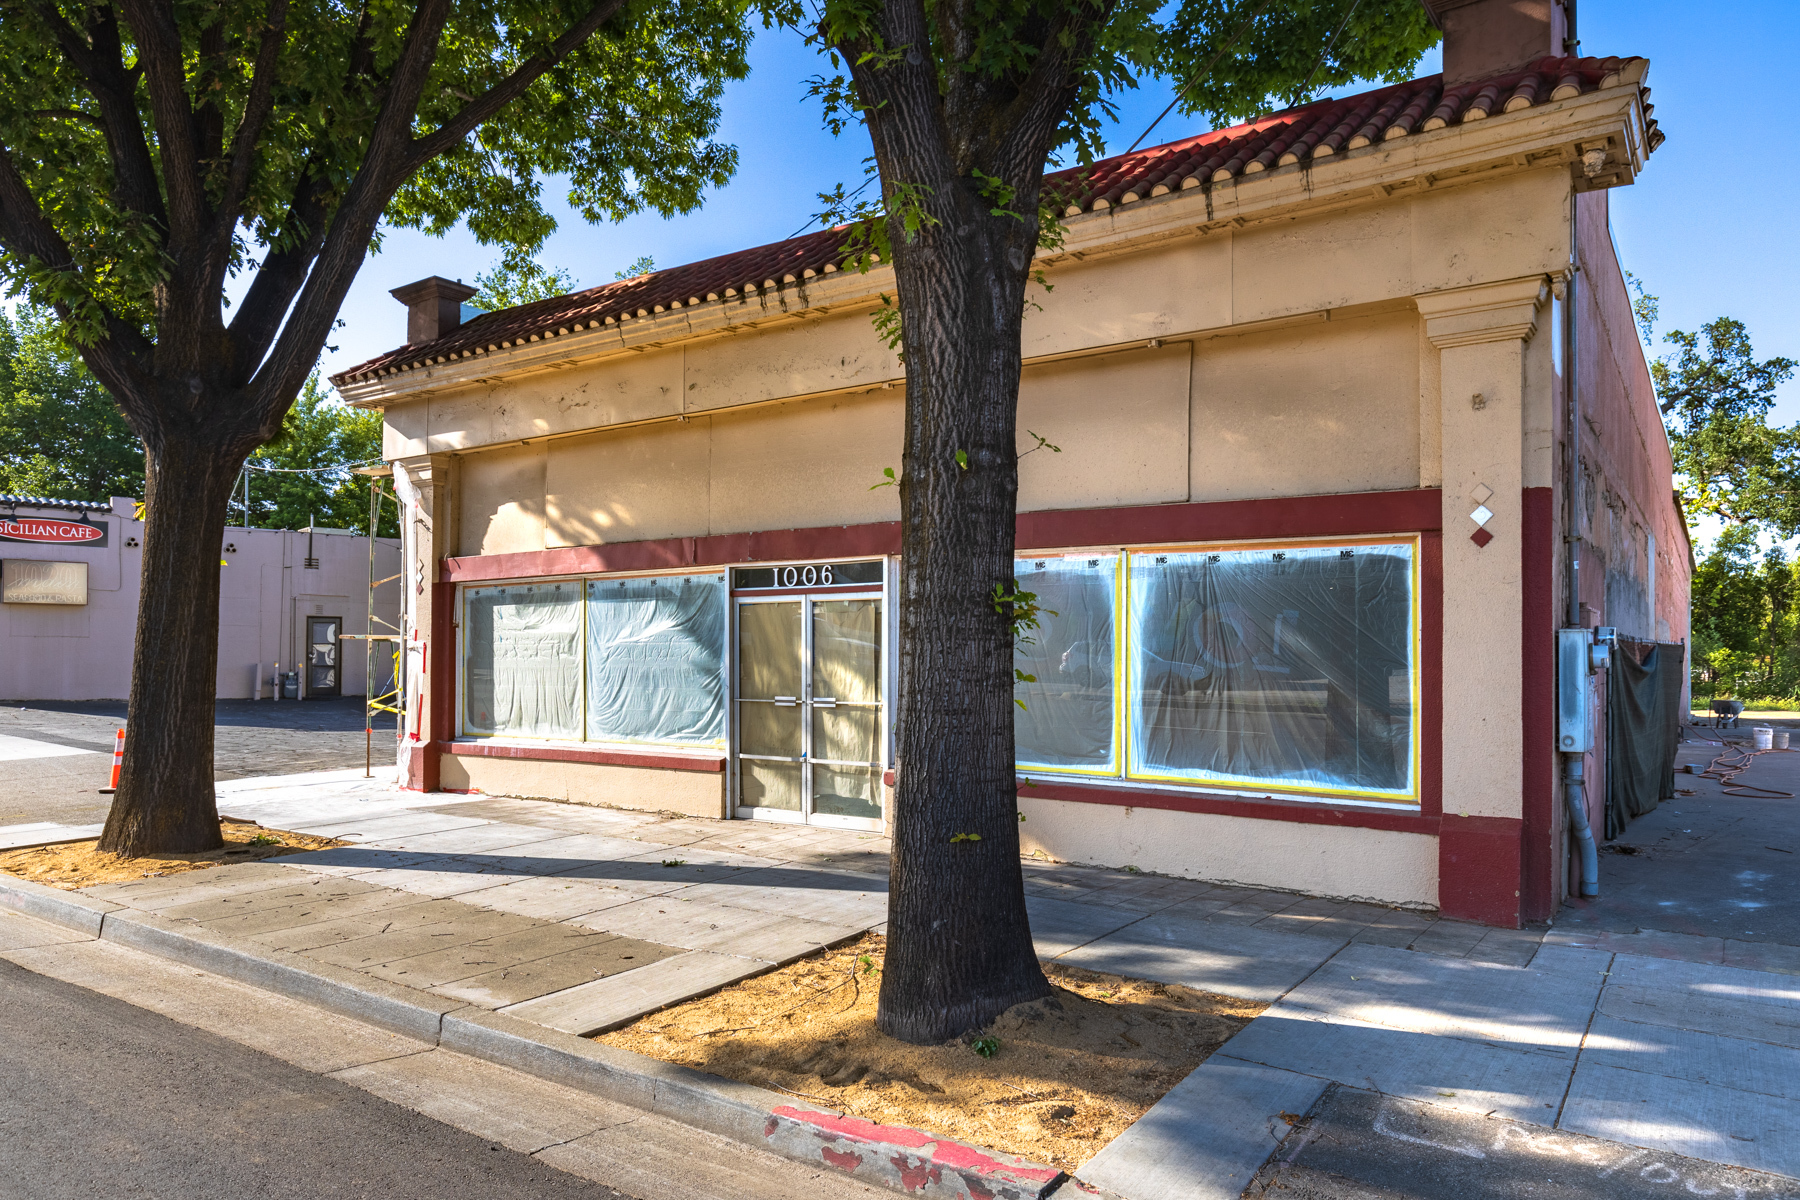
<box><xmin>336</xmin><ymin>0</ymin><xmax>1687</xmax><ymax>928</ymax></box>
<box><xmin>0</xmin><ymin>494</ymin><xmax>400</xmax><ymax>702</ymax></box>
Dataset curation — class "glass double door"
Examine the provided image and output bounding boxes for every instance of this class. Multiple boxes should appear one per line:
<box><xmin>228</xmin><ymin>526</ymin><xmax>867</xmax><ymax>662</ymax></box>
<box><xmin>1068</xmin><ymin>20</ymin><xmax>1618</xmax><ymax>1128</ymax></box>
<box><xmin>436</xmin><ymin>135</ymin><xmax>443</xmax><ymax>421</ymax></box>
<box><xmin>735</xmin><ymin>596</ymin><xmax>884</xmax><ymax>828</ymax></box>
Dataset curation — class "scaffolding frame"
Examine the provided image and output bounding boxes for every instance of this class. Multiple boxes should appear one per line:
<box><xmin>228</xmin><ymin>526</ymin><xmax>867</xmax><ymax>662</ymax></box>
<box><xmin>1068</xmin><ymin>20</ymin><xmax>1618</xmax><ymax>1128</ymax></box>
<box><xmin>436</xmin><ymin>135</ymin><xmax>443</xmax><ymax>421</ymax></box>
<box><xmin>344</xmin><ymin>466</ymin><xmax>404</xmax><ymax>777</ymax></box>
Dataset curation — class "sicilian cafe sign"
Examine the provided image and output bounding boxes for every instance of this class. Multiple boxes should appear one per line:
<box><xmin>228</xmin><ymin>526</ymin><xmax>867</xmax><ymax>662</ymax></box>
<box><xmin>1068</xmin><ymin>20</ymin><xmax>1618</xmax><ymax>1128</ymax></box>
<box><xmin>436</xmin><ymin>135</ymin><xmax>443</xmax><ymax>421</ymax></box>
<box><xmin>0</xmin><ymin>515</ymin><xmax>109</xmax><ymax>547</ymax></box>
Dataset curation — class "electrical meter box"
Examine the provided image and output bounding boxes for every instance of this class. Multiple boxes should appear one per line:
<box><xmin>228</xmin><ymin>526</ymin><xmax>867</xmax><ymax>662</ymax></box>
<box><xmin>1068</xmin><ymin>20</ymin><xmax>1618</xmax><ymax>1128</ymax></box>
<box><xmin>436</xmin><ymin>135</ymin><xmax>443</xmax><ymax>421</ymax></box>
<box><xmin>1557</xmin><ymin>628</ymin><xmax>1594</xmax><ymax>752</ymax></box>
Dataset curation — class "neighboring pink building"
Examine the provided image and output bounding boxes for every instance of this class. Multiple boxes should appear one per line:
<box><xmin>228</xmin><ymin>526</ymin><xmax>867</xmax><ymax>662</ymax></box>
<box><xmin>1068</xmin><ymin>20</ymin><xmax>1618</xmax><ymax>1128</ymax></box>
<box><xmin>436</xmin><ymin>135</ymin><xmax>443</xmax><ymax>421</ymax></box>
<box><xmin>0</xmin><ymin>494</ymin><xmax>400</xmax><ymax>702</ymax></box>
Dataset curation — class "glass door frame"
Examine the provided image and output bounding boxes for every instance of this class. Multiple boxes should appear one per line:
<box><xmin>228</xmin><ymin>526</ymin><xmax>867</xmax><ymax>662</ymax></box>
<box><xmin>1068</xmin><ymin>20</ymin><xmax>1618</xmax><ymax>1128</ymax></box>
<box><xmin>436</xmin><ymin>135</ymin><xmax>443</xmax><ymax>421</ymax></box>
<box><xmin>731</xmin><ymin>586</ymin><xmax>888</xmax><ymax>831</ymax></box>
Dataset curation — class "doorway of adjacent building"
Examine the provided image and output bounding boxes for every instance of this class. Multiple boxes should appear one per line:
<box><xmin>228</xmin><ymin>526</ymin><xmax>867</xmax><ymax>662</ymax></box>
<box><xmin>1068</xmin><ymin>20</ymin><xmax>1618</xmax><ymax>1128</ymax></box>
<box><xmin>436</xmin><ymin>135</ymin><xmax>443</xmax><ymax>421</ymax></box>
<box><xmin>734</xmin><ymin>594</ymin><xmax>884</xmax><ymax>829</ymax></box>
<box><xmin>305</xmin><ymin>615</ymin><xmax>342</xmax><ymax>698</ymax></box>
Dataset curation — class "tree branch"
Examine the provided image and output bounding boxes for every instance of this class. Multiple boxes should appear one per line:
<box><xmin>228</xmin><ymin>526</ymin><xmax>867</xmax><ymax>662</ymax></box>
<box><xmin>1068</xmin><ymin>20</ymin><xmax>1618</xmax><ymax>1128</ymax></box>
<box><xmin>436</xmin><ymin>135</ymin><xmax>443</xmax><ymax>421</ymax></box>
<box><xmin>116</xmin><ymin>0</ymin><xmax>209</xmax><ymax>238</ymax></box>
<box><xmin>0</xmin><ymin>141</ymin><xmax>153</xmax><ymax>403</ymax></box>
<box><xmin>213</xmin><ymin>0</ymin><xmax>291</xmax><ymax>253</ymax></box>
<box><xmin>19</xmin><ymin>0</ymin><xmax>168</xmax><ymax>229</ymax></box>
<box><xmin>401</xmin><ymin>0</ymin><xmax>630</xmax><ymax>173</ymax></box>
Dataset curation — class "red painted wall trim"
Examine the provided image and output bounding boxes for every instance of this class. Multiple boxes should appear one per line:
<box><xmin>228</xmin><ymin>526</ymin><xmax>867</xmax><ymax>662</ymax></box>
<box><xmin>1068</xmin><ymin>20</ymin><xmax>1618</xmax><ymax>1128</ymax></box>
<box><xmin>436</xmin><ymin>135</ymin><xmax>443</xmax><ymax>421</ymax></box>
<box><xmin>1439</xmin><ymin>815</ymin><xmax>1525</xmax><ymax>928</ymax></box>
<box><xmin>1020</xmin><ymin>779</ymin><xmax>1438</xmax><ymax>834</ymax></box>
<box><xmin>1016</xmin><ymin>488</ymin><xmax>1443</xmax><ymax>550</ymax></box>
<box><xmin>1420</xmin><ymin>532</ymin><xmax>1444</xmax><ymax>821</ymax></box>
<box><xmin>438</xmin><ymin>739</ymin><xmax>726</xmax><ymax>773</ymax></box>
<box><xmin>441</xmin><ymin>489</ymin><xmax>1443</xmax><ymax>582</ymax></box>
<box><xmin>421</xmin><ymin>580</ymin><xmax>456</xmax><ymax>793</ymax></box>
<box><xmin>1520</xmin><ymin>486</ymin><xmax>1557</xmax><ymax>921</ymax></box>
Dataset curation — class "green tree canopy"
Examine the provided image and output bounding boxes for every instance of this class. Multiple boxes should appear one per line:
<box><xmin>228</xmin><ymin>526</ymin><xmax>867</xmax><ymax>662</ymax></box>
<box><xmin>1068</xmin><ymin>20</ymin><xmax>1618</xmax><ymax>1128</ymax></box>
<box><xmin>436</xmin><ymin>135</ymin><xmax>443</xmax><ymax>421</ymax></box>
<box><xmin>0</xmin><ymin>0</ymin><xmax>783</xmax><ymax>857</ymax></box>
<box><xmin>0</xmin><ymin>304</ymin><xmax>142</xmax><ymax>500</ymax></box>
<box><xmin>1656</xmin><ymin>317</ymin><xmax>1800</xmax><ymax>534</ymax></box>
<box><xmin>470</xmin><ymin>258</ymin><xmax>578</xmax><ymax>311</ymax></box>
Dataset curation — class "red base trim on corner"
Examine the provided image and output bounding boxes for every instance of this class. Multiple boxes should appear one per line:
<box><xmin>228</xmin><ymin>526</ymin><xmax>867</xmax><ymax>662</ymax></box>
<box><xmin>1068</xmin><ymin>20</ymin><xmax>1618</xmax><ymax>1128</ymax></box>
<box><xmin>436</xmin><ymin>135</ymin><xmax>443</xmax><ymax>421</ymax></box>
<box><xmin>1019</xmin><ymin>780</ymin><xmax>1437</xmax><ymax>834</ymax></box>
<box><xmin>1438</xmin><ymin>814</ymin><xmax>1523</xmax><ymax>927</ymax></box>
<box><xmin>438</xmin><ymin>740</ymin><xmax>726</xmax><ymax>773</ymax></box>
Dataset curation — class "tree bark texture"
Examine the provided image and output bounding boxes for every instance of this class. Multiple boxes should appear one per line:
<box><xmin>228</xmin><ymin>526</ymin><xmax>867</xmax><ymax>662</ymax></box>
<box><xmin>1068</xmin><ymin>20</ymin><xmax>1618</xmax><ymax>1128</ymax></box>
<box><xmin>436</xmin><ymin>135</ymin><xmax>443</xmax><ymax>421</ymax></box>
<box><xmin>838</xmin><ymin>0</ymin><xmax>1108</xmax><ymax>1045</ymax></box>
<box><xmin>97</xmin><ymin>432</ymin><xmax>244</xmax><ymax>855</ymax></box>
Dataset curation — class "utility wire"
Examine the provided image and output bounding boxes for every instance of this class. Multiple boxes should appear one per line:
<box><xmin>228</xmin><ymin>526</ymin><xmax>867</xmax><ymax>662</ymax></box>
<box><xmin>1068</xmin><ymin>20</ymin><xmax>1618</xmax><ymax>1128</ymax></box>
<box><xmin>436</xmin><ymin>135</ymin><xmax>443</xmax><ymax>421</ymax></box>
<box><xmin>1123</xmin><ymin>0</ymin><xmax>1280</xmax><ymax>155</ymax></box>
<box><xmin>1295</xmin><ymin>0</ymin><xmax>1365</xmax><ymax>103</ymax></box>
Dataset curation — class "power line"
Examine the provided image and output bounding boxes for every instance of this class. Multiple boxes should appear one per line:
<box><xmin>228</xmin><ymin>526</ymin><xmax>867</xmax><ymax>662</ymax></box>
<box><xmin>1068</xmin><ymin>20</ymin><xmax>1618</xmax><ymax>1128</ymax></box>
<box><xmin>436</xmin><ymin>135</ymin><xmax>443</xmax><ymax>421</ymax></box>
<box><xmin>1123</xmin><ymin>0</ymin><xmax>1279</xmax><ymax>156</ymax></box>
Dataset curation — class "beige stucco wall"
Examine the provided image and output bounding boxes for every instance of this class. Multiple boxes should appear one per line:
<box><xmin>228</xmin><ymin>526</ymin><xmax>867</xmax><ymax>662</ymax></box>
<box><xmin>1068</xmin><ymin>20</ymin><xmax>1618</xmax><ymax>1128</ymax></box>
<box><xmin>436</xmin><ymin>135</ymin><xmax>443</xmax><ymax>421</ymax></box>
<box><xmin>441</xmin><ymin>755</ymin><xmax>727</xmax><ymax>819</ymax></box>
<box><xmin>1017</xmin><ymin>796</ymin><xmax>1439</xmax><ymax>908</ymax></box>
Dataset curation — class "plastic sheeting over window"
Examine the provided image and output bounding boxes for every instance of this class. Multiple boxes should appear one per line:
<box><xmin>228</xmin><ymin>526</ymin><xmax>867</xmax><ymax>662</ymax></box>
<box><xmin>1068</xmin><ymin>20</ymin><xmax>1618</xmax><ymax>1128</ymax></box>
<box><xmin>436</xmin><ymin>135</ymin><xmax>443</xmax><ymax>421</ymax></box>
<box><xmin>586</xmin><ymin>574</ymin><xmax>726</xmax><ymax>746</ymax></box>
<box><xmin>1127</xmin><ymin>544</ymin><xmax>1415</xmax><ymax>797</ymax></box>
<box><xmin>1014</xmin><ymin>555</ymin><xmax>1117</xmax><ymax>772</ymax></box>
<box><xmin>463</xmin><ymin>582</ymin><xmax>583</xmax><ymax>739</ymax></box>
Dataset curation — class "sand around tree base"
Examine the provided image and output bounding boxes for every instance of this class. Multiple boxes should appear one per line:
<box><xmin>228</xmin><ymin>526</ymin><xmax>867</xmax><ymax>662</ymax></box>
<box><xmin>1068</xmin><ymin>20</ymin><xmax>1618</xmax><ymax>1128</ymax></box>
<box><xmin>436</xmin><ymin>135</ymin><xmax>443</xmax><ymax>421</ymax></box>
<box><xmin>0</xmin><ymin>820</ymin><xmax>342</xmax><ymax>890</ymax></box>
<box><xmin>596</xmin><ymin>934</ymin><xmax>1262</xmax><ymax>1171</ymax></box>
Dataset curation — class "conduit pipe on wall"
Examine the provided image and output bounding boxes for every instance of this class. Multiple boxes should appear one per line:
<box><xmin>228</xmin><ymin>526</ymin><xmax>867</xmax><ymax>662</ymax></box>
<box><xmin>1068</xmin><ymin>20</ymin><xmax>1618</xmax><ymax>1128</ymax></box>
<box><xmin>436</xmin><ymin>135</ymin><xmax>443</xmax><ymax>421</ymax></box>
<box><xmin>1563</xmin><ymin>194</ymin><xmax>1599</xmax><ymax>898</ymax></box>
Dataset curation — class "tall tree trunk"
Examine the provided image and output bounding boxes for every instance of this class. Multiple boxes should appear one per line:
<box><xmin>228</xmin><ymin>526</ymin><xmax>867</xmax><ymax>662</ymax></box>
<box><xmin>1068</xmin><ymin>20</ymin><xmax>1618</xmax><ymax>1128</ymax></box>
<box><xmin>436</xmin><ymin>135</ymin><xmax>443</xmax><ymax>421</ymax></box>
<box><xmin>97</xmin><ymin>431</ymin><xmax>244</xmax><ymax>856</ymax></box>
<box><xmin>876</xmin><ymin>176</ymin><xmax>1051</xmax><ymax>1045</ymax></box>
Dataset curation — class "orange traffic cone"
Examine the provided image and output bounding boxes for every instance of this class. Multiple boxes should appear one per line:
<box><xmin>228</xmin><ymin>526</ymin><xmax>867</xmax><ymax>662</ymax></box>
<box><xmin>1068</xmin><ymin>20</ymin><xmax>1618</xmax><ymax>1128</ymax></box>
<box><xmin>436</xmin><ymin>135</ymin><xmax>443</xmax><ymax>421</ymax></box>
<box><xmin>99</xmin><ymin>728</ymin><xmax>124</xmax><ymax>795</ymax></box>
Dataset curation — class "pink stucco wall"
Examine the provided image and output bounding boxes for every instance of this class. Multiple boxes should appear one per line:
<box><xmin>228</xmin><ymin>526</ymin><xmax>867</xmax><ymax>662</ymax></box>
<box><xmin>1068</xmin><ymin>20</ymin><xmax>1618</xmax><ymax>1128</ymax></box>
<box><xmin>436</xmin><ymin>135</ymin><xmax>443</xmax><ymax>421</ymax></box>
<box><xmin>1</xmin><ymin>497</ymin><xmax>401</xmax><ymax>701</ymax></box>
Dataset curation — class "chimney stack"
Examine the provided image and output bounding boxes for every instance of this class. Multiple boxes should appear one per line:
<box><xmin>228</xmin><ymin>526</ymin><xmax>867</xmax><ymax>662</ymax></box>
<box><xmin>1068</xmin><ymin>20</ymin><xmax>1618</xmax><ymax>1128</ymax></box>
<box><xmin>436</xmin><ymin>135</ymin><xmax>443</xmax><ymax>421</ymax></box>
<box><xmin>1422</xmin><ymin>0</ymin><xmax>1576</xmax><ymax>86</ymax></box>
<box><xmin>389</xmin><ymin>276</ymin><xmax>479</xmax><ymax>346</ymax></box>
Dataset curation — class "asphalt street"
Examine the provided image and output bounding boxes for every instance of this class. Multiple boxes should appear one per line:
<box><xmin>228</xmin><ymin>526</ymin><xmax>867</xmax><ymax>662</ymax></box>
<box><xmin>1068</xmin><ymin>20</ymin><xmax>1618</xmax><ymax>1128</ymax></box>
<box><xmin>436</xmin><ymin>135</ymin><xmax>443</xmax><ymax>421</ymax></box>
<box><xmin>0</xmin><ymin>957</ymin><xmax>628</xmax><ymax>1200</ymax></box>
<box><xmin>0</xmin><ymin>697</ymin><xmax>386</xmax><ymax>827</ymax></box>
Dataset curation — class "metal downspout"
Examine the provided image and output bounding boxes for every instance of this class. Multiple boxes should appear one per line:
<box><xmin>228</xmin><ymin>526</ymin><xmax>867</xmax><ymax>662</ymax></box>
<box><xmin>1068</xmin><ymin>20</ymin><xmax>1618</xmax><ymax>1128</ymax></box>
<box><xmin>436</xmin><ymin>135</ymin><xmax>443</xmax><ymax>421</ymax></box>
<box><xmin>1563</xmin><ymin>197</ymin><xmax>1599</xmax><ymax>898</ymax></box>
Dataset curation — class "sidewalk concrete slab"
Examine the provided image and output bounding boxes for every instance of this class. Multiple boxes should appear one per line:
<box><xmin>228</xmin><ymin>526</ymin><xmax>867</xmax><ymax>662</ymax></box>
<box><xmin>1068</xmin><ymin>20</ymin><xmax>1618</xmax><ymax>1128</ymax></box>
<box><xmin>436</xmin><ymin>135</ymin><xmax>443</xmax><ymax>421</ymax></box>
<box><xmin>433</xmin><ymin>935</ymin><xmax>684</xmax><ymax>1008</ymax></box>
<box><xmin>79</xmin><ymin>860</ymin><xmax>301</xmax><ymax>907</ymax></box>
<box><xmin>1077</xmin><ymin>1055</ymin><xmax>1326</xmax><ymax>1200</ymax></box>
<box><xmin>1276</xmin><ymin>942</ymin><xmax>1606</xmax><ymax>1053</ymax></box>
<box><xmin>298</xmin><ymin>912</ymin><xmax>543</xmax><ymax>968</ymax></box>
<box><xmin>155</xmin><ymin>875</ymin><xmax>386</xmax><ymax>922</ymax></box>
<box><xmin>460</xmin><ymin>875</ymin><xmax>646</xmax><ymax>923</ymax></box>
<box><xmin>362</xmin><ymin>822</ymin><xmax>578</xmax><ymax>856</ymax></box>
<box><xmin>1024</xmin><ymin>896</ymin><xmax>1145</xmax><ymax>958</ymax></box>
<box><xmin>672</xmin><ymin>870</ymin><xmax>888</xmax><ymax>925</ymax></box>
<box><xmin>1054</xmin><ymin>901</ymin><xmax>1348</xmax><ymax>1002</ymax></box>
<box><xmin>501</xmin><ymin>949</ymin><xmax>771</xmax><ymax>1035</ymax></box>
<box><xmin>292</xmin><ymin>811</ymin><xmax>489</xmax><ymax>841</ymax></box>
<box><xmin>361</xmin><ymin>922</ymin><xmax>614</xmax><ymax>990</ymax></box>
<box><xmin>0</xmin><ymin>821</ymin><xmax>105</xmax><ymax>850</ymax></box>
<box><xmin>1561</xmin><ymin>1059</ymin><xmax>1800</xmax><ymax>1179</ymax></box>
<box><xmin>1222</xmin><ymin>1011</ymin><xmax>1579</xmax><ymax>1123</ymax></box>
<box><xmin>1725</xmin><ymin>939</ymin><xmax>1800</xmax><ymax>977</ymax></box>
<box><xmin>1580</xmin><ymin>1013</ymin><xmax>1800</xmax><ymax>1100</ymax></box>
<box><xmin>182</xmin><ymin>885</ymin><xmax>433</xmax><ymax>938</ymax></box>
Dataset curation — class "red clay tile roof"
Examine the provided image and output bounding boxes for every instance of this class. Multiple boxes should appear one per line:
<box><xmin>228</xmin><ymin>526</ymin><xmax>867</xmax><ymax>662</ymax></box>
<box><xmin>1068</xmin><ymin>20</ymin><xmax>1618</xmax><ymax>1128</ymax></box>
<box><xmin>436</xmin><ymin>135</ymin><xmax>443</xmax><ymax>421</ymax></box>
<box><xmin>334</xmin><ymin>55</ymin><xmax>1655</xmax><ymax>388</ymax></box>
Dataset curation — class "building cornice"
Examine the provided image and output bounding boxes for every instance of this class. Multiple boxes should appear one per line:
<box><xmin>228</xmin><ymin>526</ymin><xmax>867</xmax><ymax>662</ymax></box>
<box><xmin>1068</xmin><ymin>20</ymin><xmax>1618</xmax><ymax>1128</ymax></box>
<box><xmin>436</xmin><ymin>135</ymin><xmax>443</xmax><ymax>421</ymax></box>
<box><xmin>339</xmin><ymin>76</ymin><xmax>1649</xmax><ymax>411</ymax></box>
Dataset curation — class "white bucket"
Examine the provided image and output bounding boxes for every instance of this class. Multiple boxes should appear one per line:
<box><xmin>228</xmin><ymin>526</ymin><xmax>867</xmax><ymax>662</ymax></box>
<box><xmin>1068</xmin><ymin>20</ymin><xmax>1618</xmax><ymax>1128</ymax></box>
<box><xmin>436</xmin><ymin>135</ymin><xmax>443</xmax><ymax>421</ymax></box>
<box><xmin>1778</xmin><ymin>731</ymin><xmax>1791</xmax><ymax>750</ymax></box>
<box><xmin>1754</xmin><ymin>726</ymin><xmax>1775</xmax><ymax>750</ymax></box>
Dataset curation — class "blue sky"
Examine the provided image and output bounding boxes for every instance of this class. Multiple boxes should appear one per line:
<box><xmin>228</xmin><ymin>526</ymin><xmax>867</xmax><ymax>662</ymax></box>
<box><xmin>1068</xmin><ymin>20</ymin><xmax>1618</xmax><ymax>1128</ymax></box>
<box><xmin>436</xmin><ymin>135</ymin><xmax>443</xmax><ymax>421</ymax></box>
<box><xmin>309</xmin><ymin>2</ymin><xmax>1796</xmax><ymax>427</ymax></box>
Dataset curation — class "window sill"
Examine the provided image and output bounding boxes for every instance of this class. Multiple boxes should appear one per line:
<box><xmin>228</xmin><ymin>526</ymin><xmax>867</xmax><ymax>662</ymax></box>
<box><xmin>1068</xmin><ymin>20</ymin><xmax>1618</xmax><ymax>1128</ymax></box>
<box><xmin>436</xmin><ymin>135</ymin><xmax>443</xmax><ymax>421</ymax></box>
<box><xmin>1021</xmin><ymin>776</ymin><xmax>1435</xmax><ymax>833</ymax></box>
<box><xmin>438</xmin><ymin>739</ymin><xmax>726</xmax><ymax>773</ymax></box>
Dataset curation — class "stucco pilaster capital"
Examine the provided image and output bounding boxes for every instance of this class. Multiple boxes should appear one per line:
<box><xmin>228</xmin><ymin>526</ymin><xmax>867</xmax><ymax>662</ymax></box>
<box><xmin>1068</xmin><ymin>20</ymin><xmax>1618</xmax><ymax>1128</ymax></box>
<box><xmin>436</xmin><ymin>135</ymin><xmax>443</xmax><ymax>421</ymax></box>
<box><xmin>1415</xmin><ymin>276</ymin><xmax>1550</xmax><ymax>349</ymax></box>
<box><xmin>392</xmin><ymin>452</ymin><xmax>453</xmax><ymax>488</ymax></box>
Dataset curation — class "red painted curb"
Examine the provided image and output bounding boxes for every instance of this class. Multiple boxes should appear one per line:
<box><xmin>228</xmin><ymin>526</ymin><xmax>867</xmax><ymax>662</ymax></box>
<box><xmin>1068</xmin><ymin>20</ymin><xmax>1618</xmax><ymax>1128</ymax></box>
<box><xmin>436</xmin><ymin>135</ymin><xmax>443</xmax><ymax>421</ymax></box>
<box><xmin>764</xmin><ymin>1106</ymin><xmax>1065</xmax><ymax>1199</ymax></box>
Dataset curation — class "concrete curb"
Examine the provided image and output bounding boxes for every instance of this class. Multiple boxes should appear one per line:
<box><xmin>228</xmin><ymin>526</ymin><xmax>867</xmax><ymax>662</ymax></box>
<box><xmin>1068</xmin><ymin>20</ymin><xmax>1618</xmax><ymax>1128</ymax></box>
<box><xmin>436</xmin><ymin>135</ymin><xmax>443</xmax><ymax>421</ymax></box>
<box><xmin>0</xmin><ymin>875</ymin><xmax>121</xmax><ymax>935</ymax></box>
<box><xmin>99</xmin><ymin>909</ymin><xmax>462</xmax><ymax>1044</ymax></box>
<box><xmin>0</xmin><ymin>875</ymin><xmax>1073</xmax><ymax>1200</ymax></box>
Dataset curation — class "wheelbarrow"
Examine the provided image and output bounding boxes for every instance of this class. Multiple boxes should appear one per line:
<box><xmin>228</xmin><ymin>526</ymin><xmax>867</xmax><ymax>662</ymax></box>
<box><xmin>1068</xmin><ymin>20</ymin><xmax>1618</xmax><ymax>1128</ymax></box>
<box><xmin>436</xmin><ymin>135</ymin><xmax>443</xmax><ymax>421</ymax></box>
<box><xmin>1709</xmin><ymin>699</ymin><xmax>1745</xmax><ymax>729</ymax></box>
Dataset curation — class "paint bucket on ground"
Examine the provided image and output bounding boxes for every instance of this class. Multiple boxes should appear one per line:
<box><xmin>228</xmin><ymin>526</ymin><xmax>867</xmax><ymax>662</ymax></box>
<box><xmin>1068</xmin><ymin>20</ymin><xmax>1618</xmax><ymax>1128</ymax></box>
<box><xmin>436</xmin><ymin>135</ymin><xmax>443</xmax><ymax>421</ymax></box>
<box><xmin>1753</xmin><ymin>725</ymin><xmax>1775</xmax><ymax>750</ymax></box>
<box><xmin>1778</xmin><ymin>731</ymin><xmax>1791</xmax><ymax>750</ymax></box>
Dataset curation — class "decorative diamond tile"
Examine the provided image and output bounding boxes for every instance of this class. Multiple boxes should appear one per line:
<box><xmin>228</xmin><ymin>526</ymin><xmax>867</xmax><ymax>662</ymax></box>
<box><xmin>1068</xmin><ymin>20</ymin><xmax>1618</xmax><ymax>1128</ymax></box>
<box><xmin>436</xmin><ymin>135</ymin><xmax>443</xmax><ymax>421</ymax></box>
<box><xmin>1471</xmin><ymin>483</ymin><xmax>1494</xmax><ymax>504</ymax></box>
<box><xmin>1471</xmin><ymin>527</ymin><xmax>1495</xmax><ymax>548</ymax></box>
<box><xmin>1470</xmin><ymin>504</ymin><xmax>1494</xmax><ymax>526</ymax></box>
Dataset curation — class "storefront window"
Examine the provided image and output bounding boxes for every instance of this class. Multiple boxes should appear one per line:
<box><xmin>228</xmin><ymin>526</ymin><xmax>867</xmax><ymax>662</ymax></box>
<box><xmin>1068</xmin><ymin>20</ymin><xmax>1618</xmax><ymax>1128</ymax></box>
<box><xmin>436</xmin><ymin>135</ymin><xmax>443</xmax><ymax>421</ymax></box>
<box><xmin>585</xmin><ymin>574</ymin><xmax>727</xmax><ymax>745</ymax></box>
<box><xmin>1013</xmin><ymin>555</ymin><xmax>1117</xmax><ymax>773</ymax></box>
<box><xmin>463</xmin><ymin>582</ymin><xmax>583</xmax><ymax>739</ymax></box>
<box><xmin>1126</xmin><ymin>543</ymin><xmax>1415</xmax><ymax>797</ymax></box>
